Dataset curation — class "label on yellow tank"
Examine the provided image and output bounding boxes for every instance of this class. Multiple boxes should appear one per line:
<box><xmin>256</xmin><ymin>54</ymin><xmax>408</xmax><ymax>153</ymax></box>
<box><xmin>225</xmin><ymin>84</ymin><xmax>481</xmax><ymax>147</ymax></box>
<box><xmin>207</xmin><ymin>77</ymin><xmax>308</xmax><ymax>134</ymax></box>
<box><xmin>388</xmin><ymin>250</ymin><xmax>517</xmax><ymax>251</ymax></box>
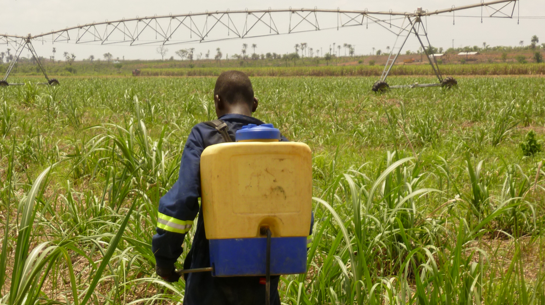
<box><xmin>232</xmin><ymin>154</ymin><xmax>300</xmax><ymax>214</ymax></box>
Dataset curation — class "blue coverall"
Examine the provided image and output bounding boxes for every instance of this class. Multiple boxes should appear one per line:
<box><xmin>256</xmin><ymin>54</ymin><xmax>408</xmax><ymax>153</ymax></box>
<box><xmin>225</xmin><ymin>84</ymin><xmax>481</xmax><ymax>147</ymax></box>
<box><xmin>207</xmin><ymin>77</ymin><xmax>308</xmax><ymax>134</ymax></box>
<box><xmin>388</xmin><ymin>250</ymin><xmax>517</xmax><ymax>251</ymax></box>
<box><xmin>152</xmin><ymin>113</ymin><xmax>290</xmax><ymax>305</ymax></box>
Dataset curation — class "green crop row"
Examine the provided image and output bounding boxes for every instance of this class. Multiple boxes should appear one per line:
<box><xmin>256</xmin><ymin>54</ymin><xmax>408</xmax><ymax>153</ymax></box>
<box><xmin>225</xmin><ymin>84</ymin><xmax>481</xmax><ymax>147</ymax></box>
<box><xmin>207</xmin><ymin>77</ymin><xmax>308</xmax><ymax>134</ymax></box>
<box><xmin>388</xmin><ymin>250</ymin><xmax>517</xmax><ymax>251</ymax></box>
<box><xmin>136</xmin><ymin>63</ymin><xmax>545</xmax><ymax>77</ymax></box>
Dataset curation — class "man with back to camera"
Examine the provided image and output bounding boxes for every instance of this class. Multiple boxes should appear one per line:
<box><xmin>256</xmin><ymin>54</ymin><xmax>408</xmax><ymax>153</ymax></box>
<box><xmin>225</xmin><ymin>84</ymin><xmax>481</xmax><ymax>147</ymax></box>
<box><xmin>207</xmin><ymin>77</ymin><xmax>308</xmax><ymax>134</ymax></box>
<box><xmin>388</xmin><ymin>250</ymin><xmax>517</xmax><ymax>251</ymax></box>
<box><xmin>152</xmin><ymin>70</ymin><xmax>288</xmax><ymax>304</ymax></box>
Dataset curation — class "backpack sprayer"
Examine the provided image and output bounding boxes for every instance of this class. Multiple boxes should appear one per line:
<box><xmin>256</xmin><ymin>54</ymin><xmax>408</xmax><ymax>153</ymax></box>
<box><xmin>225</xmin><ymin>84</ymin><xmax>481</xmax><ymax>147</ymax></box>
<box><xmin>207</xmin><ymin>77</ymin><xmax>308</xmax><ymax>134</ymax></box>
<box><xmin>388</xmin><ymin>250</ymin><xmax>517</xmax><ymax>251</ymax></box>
<box><xmin>177</xmin><ymin>123</ymin><xmax>312</xmax><ymax>304</ymax></box>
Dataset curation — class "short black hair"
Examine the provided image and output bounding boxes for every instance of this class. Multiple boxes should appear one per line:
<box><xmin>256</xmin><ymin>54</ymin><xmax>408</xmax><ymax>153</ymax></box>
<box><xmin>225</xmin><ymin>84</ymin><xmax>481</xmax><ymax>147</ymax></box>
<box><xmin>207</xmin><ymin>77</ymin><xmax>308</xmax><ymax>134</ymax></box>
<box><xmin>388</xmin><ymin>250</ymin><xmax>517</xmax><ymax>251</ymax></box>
<box><xmin>214</xmin><ymin>70</ymin><xmax>254</xmax><ymax>106</ymax></box>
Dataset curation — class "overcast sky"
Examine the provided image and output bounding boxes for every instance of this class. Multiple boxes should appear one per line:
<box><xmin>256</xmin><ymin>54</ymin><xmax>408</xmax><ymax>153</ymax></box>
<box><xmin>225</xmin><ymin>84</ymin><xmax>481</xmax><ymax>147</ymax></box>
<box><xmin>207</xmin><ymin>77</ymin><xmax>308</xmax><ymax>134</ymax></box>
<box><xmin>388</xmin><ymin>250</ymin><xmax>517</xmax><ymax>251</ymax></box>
<box><xmin>2</xmin><ymin>0</ymin><xmax>543</xmax><ymax>60</ymax></box>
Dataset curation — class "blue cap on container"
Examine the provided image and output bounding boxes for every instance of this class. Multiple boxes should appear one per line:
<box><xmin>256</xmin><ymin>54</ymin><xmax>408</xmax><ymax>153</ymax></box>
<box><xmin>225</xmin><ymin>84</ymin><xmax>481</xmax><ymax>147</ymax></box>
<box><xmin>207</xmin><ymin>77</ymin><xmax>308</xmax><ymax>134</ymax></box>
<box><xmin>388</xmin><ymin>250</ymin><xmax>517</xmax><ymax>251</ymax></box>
<box><xmin>235</xmin><ymin>123</ymin><xmax>280</xmax><ymax>141</ymax></box>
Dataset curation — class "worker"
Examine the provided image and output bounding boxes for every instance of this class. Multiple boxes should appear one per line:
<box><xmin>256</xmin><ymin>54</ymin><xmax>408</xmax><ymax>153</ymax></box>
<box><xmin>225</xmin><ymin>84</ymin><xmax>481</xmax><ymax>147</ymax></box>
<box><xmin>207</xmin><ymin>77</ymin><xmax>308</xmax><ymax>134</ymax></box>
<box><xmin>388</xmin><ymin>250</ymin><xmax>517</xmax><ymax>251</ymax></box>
<box><xmin>152</xmin><ymin>70</ymin><xmax>290</xmax><ymax>305</ymax></box>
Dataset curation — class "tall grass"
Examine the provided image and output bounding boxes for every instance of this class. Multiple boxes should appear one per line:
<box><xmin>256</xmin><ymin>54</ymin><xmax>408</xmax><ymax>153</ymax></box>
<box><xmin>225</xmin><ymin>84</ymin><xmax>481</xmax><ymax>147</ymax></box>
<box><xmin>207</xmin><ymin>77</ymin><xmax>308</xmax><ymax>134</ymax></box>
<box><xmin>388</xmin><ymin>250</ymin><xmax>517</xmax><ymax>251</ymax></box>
<box><xmin>0</xmin><ymin>76</ymin><xmax>544</xmax><ymax>303</ymax></box>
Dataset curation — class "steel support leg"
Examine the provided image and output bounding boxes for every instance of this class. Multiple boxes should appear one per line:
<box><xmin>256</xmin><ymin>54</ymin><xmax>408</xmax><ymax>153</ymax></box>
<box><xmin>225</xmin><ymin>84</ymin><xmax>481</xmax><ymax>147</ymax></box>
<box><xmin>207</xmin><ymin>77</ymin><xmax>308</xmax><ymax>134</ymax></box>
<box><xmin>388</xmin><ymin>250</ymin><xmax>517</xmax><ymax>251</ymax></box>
<box><xmin>407</xmin><ymin>17</ymin><xmax>443</xmax><ymax>83</ymax></box>
<box><xmin>380</xmin><ymin>18</ymin><xmax>413</xmax><ymax>83</ymax></box>
<box><xmin>25</xmin><ymin>40</ymin><xmax>51</xmax><ymax>82</ymax></box>
<box><xmin>2</xmin><ymin>40</ymin><xmax>26</xmax><ymax>82</ymax></box>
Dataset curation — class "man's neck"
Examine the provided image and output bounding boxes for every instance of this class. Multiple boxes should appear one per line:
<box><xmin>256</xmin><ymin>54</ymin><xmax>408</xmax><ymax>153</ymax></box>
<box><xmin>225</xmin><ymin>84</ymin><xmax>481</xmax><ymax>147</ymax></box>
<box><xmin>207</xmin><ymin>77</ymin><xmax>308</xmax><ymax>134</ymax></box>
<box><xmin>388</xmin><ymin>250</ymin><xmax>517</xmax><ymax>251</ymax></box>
<box><xmin>218</xmin><ymin>106</ymin><xmax>252</xmax><ymax>118</ymax></box>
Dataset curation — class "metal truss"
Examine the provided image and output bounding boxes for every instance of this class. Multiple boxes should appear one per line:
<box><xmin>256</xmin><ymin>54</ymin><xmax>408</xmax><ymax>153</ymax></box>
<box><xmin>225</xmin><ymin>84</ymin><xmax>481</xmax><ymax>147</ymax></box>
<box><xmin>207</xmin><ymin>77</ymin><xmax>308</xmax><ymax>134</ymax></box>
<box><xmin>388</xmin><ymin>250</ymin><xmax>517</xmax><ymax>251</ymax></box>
<box><xmin>0</xmin><ymin>0</ymin><xmax>517</xmax><ymax>89</ymax></box>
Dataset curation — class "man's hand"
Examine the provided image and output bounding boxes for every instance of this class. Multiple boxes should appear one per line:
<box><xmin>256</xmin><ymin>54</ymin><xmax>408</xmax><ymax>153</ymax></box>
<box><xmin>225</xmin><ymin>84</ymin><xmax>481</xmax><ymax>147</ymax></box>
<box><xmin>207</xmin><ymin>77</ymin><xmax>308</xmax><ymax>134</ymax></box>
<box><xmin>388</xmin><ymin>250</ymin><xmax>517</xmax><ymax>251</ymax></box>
<box><xmin>161</xmin><ymin>271</ymin><xmax>181</xmax><ymax>282</ymax></box>
<box><xmin>156</xmin><ymin>265</ymin><xmax>181</xmax><ymax>282</ymax></box>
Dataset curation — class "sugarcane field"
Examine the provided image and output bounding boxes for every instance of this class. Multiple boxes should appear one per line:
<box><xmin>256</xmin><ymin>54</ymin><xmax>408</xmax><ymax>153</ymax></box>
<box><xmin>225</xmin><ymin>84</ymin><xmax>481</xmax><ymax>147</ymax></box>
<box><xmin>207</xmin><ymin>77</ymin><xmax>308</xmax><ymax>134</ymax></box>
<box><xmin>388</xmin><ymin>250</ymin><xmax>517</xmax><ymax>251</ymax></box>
<box><xmin>1</xmin><ymin>0</ymin><xmax>545</xmax><ymax>304</ymax></box>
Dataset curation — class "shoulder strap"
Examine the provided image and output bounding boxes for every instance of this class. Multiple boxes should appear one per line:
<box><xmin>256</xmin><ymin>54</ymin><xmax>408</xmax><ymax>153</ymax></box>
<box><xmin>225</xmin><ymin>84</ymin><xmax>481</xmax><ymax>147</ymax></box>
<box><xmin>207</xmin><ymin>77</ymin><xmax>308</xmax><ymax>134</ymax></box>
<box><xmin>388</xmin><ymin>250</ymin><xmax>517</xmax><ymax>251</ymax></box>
<box><xmin>203</xmin><ymin>119</ymin><xmax>233</xmax><ymax>142</ymax></box>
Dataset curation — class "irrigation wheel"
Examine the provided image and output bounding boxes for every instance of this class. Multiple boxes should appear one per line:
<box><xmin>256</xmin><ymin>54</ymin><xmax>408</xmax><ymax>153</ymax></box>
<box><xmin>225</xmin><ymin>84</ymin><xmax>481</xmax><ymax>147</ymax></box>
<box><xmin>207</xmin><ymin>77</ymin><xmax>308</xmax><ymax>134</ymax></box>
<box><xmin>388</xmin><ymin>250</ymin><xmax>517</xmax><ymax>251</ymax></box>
<box><xmin>441</xmin><ymin>77</ymin><xmax>457</xmax><ymax>88</ymax></box>
<box><xmin>48</xmin><ymin>79</ymin><xmax>60</xmax><ymax>86</ymax></box>
<box><xmin>372</xmin><ymin>81</ymin><xmax>389</xmax><ymax>93</ymax></box>
<box><xmin>0</xmin><ymin>80</ymin><xmax>8</xmax><ymax>87</ymax></box>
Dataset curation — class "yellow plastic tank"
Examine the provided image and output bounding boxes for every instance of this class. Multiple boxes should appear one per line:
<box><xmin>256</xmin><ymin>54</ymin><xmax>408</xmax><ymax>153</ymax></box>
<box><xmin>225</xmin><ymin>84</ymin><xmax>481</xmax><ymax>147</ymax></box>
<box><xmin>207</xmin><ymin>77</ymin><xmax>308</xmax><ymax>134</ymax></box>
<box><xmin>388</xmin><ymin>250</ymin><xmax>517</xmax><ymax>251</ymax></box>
<box><xmin>200</xmin><ymin>142</ymin><xmax>312</xmax><ymax>239</ymax></box>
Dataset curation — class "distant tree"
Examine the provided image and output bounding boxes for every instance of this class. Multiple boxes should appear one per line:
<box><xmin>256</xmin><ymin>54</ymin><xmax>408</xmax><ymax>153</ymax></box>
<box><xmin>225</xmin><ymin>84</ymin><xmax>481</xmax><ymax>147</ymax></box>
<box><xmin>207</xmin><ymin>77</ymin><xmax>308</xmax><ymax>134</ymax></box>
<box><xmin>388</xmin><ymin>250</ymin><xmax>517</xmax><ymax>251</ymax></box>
<box><xmin>89</xmin><ymin>55</ymin><xmax>95</xmax><ymax>62</ymax></box>
<box><xmin>337</xmin><ymin>45</ymin><xmax>341</xmax><ymax>57</ymax></box>
<box><xmin>406</xmin><ymin>50</ymin><xmax>412</xmax><ymax>55</ymax></box>
<box><xmin>251</xmin><ymin>53</ymin><xmax>259</xmax><ymax>60</ymax></box>
<box><xmin>215</xmin><ymin>48</ymin><xmax>223</xmax><ymax>63</ymax></box>
<box><xmin>376</xmin><ymin>50</ymin><xmax>382</xmax><ymax>56</ymax></box>
<box><xmin>324</xmin><ymin>52</ymin><xmax>332</xmax><ymax>65</ymax></box>
<box><xmin>519</xmin><ymin>40</ymin><xmax>524</xmax><ymax>48</ymax></box>
<box><xmin>349</xmin><ymin>46</ymin><xmax>355</xmax><ymax>57</ymax></box>
<box><xmin>501</xmin><ymin>52</ymin><xmax>508</xmax><ymax>62</ymax></box>
<box><xmin>188</xmin><ymin>48</ymin><xmax>195</xmax><ymax>61</ymax></box>
<box><xmin>300</xmin><ymin>43</ymin><xmax>307</xmax><ymax>57</ymax></box>
<box><xmin>62</xmin><ymin>52</ymin><xmax>75</xmax><ymax>65</ymax></box>
<box><xmin>516</xmin><ymin>55</ymin><xmax>527</xmax><ymax>63</ymax></box>
<box><xmin>426</xmin><ymin>45</ymin><xmax>438</xmax><ymax>54</ymax></box>
<box><xmin>252</xmin><ymin>44</ymin><xmax>257</xmax><ymax>55</ymax></box>
<box><xmin>103</xmin><ymin>52</ymin><xmax>113</xmax><ymax>62</ymax></box>
<box><xmin>175</xmin><ymin>49</ymin><xmax>188</xmax><ymax>60</ymax></box>
<box><xmin>343</xmin><ymin>43</ymin><xmax>348</xmax><ymax>56</ymax></box>
<box><xmin>286</xmin><ymin>52</ymin><xmax>300</xmax><ymax>65</ymax></box>
<box><xmin>205</xmin><ymin>50</ymin><xmax>210</xmax><ymax>59</ymax></box>
<box><xmin>242</xmin><ymin>44</ymin><xmax>247</xmax><ymax>59</ymax></box>
<box><xmin>114</xmin><ymin>62</ymin><xmax>123</xmax><ymax>71</ymax></box>
<box><xmin>266</xmin><ymin>52</ymin><xmax>272</xmax><ymax>59</ymax></box>
<box><xmin>294</xmin><ymin>44</ymin><xmax>299</xmax><ymax>56</ymax></box>
<box><xmin>52</xmin><ymin>47</ymin><xmax>56</xmax><ymax>61</ymax></box>
<box><xmin>157</xmin><ymin>45</ymin><xmax>168</xmax><ymax>60</ymax></box>
<box><xmin>534</xmin><ymin>52</ymin><xmax>543</xmax><ymax>63</ymax></box>
<box><xmin>531</xmin><ymin>35</ymin><xmax>539</xmax><ymax>49</ymax></box>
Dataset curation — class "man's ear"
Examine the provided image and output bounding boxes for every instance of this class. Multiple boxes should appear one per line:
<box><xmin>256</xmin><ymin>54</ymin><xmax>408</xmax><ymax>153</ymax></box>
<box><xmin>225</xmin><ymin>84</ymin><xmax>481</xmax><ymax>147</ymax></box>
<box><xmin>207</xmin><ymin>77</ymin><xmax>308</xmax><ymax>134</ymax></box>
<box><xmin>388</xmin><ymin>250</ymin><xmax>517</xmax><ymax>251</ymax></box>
<box><xmin>214</xmin><ymin>94</ymin><xmax>222</xmax><ymax>109</ymax></box>
<box><xmin>252</xmin><ymin>97</ymin><xmax>259</xmax><ymax>112</ymax></box>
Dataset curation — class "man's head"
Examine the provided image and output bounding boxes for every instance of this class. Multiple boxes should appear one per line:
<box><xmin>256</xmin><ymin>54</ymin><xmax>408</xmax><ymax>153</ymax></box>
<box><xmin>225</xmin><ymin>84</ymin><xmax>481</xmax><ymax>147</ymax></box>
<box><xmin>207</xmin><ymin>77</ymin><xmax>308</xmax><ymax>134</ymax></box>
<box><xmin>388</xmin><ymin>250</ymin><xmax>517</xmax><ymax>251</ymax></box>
<box><xmin>214</xmin><ymin>70</ymin><xmax>258</xmax><ymax>118</ymax></box>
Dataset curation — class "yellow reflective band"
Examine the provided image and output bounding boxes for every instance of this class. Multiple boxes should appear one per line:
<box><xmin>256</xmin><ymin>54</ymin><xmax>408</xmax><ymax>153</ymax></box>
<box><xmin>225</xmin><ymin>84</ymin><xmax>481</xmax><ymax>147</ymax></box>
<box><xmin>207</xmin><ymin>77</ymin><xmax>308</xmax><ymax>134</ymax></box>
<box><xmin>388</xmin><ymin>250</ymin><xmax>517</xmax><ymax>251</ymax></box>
<box><xmin>157</xmin><ymin>212</ymin><xmax>193</xmax><ymax>234</ymax></box>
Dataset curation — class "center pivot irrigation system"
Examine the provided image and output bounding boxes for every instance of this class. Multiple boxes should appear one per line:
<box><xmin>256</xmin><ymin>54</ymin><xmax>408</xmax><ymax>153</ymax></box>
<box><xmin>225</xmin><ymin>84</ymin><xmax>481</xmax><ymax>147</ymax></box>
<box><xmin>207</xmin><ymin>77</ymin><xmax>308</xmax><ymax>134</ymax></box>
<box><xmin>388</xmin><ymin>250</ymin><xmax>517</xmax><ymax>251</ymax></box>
<box><xmin>1</xmin><ymin>0</ymin><xmax>518</xmax><ymax>91</ymax></box>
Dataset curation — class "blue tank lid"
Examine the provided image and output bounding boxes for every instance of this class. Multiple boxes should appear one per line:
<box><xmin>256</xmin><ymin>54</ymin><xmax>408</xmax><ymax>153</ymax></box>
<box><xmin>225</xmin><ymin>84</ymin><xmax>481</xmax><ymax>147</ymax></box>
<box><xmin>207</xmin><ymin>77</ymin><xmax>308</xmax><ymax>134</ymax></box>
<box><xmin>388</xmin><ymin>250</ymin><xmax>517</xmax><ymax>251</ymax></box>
<box><xmin>235</xmin><ymin>123</ymin><xmax>280</xmax><ymax>141</ymax></box>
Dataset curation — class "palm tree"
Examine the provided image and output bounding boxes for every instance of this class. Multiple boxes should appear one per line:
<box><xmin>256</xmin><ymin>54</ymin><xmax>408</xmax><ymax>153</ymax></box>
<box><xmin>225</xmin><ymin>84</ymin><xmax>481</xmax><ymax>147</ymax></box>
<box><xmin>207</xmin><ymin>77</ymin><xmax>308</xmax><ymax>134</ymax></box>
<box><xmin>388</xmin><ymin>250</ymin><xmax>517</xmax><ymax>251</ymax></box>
<box><xmin>215</xmin><ymin>48</ymin><xmax>222</xmax><ymax>64</ymax></box>
<box><xmin>301</xmin><ymin>43</ymin><xmax>307</xmax><ymax>57</ymax></box>
<box><xmin>343</xmin><ymin>43</ymin><xmax>348</xmax><ymax>56</ymax></box>
<box><xmin>252</xmin><ymin>44</ymin><xmax>257</xmax><ymax>54</ymax></box>
<box><xmin>242</xmin><ymin>44</ymin><xmax>247</xmax><ymax>59</ymax></box>
<box><xmin>337</xmin><ymin>45</ymin><xmax>341</xmax><ymax>57</ymax></box>
<box><xmin>294</xmin><ymin>44</ymin><xmax>299</xmax><ymax>55</ymax></box>
<box><xmin>103</xmin><ymin>52</ymin><xmax>113</xmax><ymax>62</ymax></box>
<box><xmin>52</xmin><ymin>47</ymin><xmax>56</xmax><ymax>61</ymax></box>
<box><xmin>531</xmin><ymin>35</ymin><xmax>539</xmax><ymax>49</ymax></box>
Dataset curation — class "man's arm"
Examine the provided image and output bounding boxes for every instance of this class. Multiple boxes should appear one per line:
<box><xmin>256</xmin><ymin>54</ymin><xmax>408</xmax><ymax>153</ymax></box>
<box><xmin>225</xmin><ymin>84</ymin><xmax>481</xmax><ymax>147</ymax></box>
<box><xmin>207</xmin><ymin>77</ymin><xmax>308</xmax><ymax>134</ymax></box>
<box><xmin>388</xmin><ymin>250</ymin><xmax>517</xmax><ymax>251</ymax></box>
<box><xmin>152</xmin><ymin>126</ymin><xmax>204</xmax><ymax>281</ymax></box>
